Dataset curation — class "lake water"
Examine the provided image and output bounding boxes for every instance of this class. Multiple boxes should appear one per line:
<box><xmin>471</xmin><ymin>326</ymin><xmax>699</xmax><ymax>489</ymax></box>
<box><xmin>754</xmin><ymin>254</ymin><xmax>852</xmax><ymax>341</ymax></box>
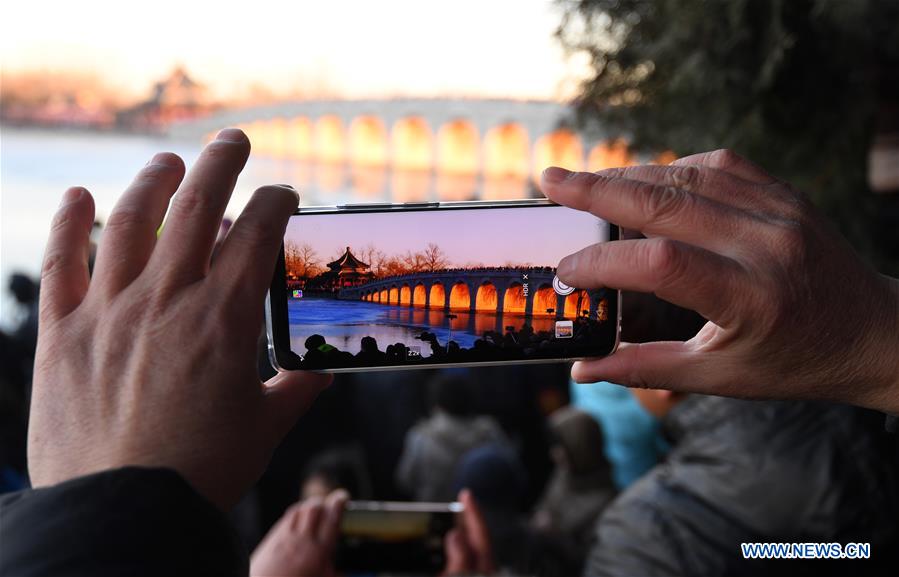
<box><xmin>288</xmin><ymin>297</ymin><xmax>556</xmax><ymax>357</ymax></box>
<box><xmin>0</xmin><ymin>126</ymin><xmax>535</xmax><ymax>328</ymax></box>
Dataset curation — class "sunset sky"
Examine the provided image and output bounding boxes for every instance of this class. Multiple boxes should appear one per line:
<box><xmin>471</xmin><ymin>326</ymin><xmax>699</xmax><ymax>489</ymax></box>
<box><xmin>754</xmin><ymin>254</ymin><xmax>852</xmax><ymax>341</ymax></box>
<box><xmin>285</xmin><ymin>205</ymin><xmax>609</xmax><ymax>268</ymax></box>
<box><xmin>2</xmin><ymin>0</ymin><xmax>589</xmax><ymax>101</ymax></box>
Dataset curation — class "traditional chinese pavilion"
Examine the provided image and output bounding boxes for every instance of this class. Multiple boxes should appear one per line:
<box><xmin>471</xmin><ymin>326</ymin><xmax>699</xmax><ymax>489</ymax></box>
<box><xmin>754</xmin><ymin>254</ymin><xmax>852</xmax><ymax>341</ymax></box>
<box><xmin>323</xmin><ymin>247</ymin><xmax>374</xmax><ymax>289</ymax></box>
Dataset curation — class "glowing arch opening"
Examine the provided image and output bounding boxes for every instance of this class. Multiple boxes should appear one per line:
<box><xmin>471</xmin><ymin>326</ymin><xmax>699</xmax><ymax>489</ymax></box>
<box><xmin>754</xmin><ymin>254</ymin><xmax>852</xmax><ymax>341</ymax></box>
<box><xmin>288</xmin><ymin>117</ymin><xmax>314</xmax><ymax>160</ymax></box>
<box><xmin>315</xmin><ymin>115</ymin><xmax>345</xmax><ymax>163</ymax></box>
<box><xmin>587</xmin><ymin>139</ymin><xmax>636</xmax><ymax>171</ymax></box>
<box><xmin>378</xmin><ymin>289</ymin><xmax>387</xmax><ymax>303</ymax></box>
<box><xmin>400</xmin><ymin>285</ymin><xmax>412</xmax><ymax>305</ymax></box>
<box><xmin>533</xmin><ymin>129</ymin><xmax>583</xmax><ymax>182</ymax></box>
<box><xmin>392</xmin><ymin>117</ymin><xmax>433</xmax><ymax>171</ymax></box>
<box><xmin>483</xmin><ymin>123</ymin><xmax>529</xmax><ymax>179</ymax></box>
<box><xmin>388</xmin><ymin>287</ymin><xmax>399</xmax><ymax>304</ymax></box>
<box><xmin>475</xmin><ymin>283</ymin><xmax>498</xmax><ymax>312</ymax></box>
<box><xmin>533</xmin><ymin>285</ymin><xmax>557</xmax><ymax>316</ymax></box>
<box><xmin>564</xmin><ymin>290</ymin><xmax>590</xmax><ymax>318</ymax></box>
<box><xmin>413</xmin><ymin>284</ymin><xmax>427</xmax><ymax>307</ymax></box>
<box><xmin>449</xmin><ymin>283</ymin><xmax>471</xmax><ymax>310</ymax></box>
<box><xmin>503</xmin><ymin>283</ymin><xmax>526</xmax><ymax>314</ymax></box>
<box><xmin>437</xmin><ymin>119</ymin><xmax>479</xmax><ymax>174</ymax></box>
<box><xmin>429</xmin><ymin>283</ymin><xmax>446</xmax><ymax>309</ymax></box>
<box><xmin>349</xmin><ymin>116</ymin><xmax>388</xmax><ymax>167</ymax></box>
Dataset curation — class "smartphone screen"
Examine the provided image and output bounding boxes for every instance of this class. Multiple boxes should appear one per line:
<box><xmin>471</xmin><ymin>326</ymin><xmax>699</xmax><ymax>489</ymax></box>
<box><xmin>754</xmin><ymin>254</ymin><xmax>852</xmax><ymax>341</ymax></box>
<box><xmin>335</xmin><ymin>502</ymin><xmax>459</xmax><ymax>573</ymax></box>
<box><xmin>267</xmin><ymin>202</ymin><xmax>618</xmax><ymax>371</ymax></box>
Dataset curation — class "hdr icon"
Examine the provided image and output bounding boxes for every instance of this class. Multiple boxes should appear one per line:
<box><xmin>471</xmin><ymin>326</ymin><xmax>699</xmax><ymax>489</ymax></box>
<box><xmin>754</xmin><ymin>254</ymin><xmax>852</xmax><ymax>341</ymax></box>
<box><xmin>521</xmin><ymin>273</ymin><xmax>529</xmax><ymax>296</ymax></box>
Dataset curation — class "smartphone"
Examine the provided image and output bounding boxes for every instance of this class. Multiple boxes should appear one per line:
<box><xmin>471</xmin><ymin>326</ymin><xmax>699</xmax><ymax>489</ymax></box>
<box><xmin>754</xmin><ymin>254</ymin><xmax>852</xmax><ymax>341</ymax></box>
<box><xmin>266</xmin><ymin>199</ymin><xmax>620</xmax><ymax>372</ymax></box>
<box><xmin>335</xmin><ymin>501</ymin><xmax>461</xmax><ymax>574</ymax></box>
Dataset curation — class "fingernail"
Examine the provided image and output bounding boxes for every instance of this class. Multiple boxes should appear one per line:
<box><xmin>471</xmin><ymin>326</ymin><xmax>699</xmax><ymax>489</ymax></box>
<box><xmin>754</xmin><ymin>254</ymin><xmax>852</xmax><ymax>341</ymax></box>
<box><xmin>276</xmin><ymin>184</ymin><xmax>300</xmax><ymax>203</ymax></box>
<box><xmin>543</xmin><ymin>166</ymin><xmax>573</xmax><ymax>183</ymax></box>
<box><xmin>215</xmin><ymin>128</ymin><xmax>246</xmax><ymax>142</ymax></box>
<box><xmin>59</xmin><ymin>187</ymin><xmax>85</xmax><ymax>207</ymax></box>
<box><xmin>149</xmin><ymin>152</ymin><xmax>181</xmax><ymax>167</ymax></box>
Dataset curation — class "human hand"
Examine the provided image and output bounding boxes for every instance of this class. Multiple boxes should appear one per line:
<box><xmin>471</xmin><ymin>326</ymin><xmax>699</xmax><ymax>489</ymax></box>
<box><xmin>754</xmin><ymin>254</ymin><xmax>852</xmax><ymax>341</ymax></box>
<box><xmin>28</xmin><ymin>128</ymin><xmax>331</xmax><ymax>508</ymax></box>
<box><xmin>542</xmin><ymin>149</ymin><xmax>899</xmax><ymax>412</ymax></box>
<box><xmin>443</xmin><ymin>489</ymin><xmax>495</xmax><ymax>576</ymax></box>
<box><xmin>251</xmin><ymin>490</ymin><xmax>347</xmax><ymax>577</ymax></box>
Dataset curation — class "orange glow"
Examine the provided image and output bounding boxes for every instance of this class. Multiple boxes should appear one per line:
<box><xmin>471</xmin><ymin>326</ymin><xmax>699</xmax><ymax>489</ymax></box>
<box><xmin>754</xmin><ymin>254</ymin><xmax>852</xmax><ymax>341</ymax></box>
<box><xmin>391</xmin><ymin>170</ymin><xmax>430</xmax><ymax>202</ymax></box>
<box><xmin>315</xmin><ymin>115</ymin><xmax>345</xmax><ymax>163</ymax></box>
<box><xmin>483</xmin><ymin>175</ymin><xmax>529</xmax><ymax>200</ymax></box>
<box><xmin>503</xmin><ymin>283</ymin><xmax>526</xmax><ymax>313</ymax></box>
<box><xmin>532</xmin><ymin>129</ymin><xmax>583</xmax><ymax>182</ymax></box>
<box><xmin>271</xmin><ymin>118</ymin><xmax>290</xmax><ymax>157</ymax></box>
<box><xmin>287</xmin><ymin>117</ymin><xmax>314</xmax><ymax>160</ymax></box>
<box><xmin>350</xmin><ymin>166</ymin><xmax>387</xmax><ymax>197</ymax></box>
<box><xmin>315</xmin><ymin>163</ymin><xmax>345</xmax><ymax>192</ymax></box>
<box><xmin>400</xmin><ymin>285</ymin><xmax>412</xmax><ymax>305</ymax></box>
<box><xmin>349</xmin><ymin>116</ymin><xmax>388</xmax><ymax>166</ymax></box>
<box><xmin>449</xmin><ymin>282</ymin><xmax>471</xmax><ymax>310</ymax></box>
<box><xmin>475</xmin><ymin>283</ymin><xmax>498</xmax><ymax>312</ymax></box>
<box><xmin>429</xmin><ymin>283</ymin><xmax>446</xmax><ymax>309</ymax></box>
<box><xmin>654</xmin><ymin>150</ymin><xmax>677</xmax><ymax>165</ymax></box>
<box><xmin>597</xmin><ymin>298</ymin><xmax>609</xmax><ymax>322</ymax></box>
<box><xmin>392</xmin><ymin>117</ymin><xmax>433</xmax><ymax>170</ymax></box>
<box><xmin>437</xmin><ymin>119</ymin><xmax>479</xmax><ymax>174</ymax></box>
<box><xmin>564</xmin><ymin>290</ymin><xmax>590</xmax><ymax>318</ymax></box>
<box><xmin>533</xmin><ymin>285</ymin><xmax>557</xmax><ymax>316</ymax></box>
<box><xmin>378</xmin><ymin>289</ymin><xmax>387</xmax><ymax>303</ymax></box>
<box><xmin>413</xmin><ymin>284</ymin><xmax>426</xmax><ymax>306</ymax></box>
<box><xmin>436</xmin><ymin>173</ymin><xmax>477</xmax><ymax>201</ymax></box>
<box><xmin>246</xmin><ymin>118</ymin><xmax>289</xmax><ymax>157</ymax></box>
<box><xmin>587</xmin><ymin>139</ymin><xmax>637</xmax><ymax>170</ymax></box>
<box><xmin>388</xmin><ymin>287</ymin><xmax>399</xmax><ymax>304</ymax></box>
<box><xmin>484</xmin><ymin>123</ymin><xmax>529</xmax><ymax>179</ymax></box>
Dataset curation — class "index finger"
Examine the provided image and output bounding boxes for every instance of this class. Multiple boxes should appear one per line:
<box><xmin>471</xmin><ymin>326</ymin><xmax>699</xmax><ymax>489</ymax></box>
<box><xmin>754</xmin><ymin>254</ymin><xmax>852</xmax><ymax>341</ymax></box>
<box><xmin>541</xmin><ymin>167</ymin><xmax>766</xmax><ymax>255</ymax></box>
<box><xmin>671</xmin><ymin>149</ymin><xmax>777</xmax><ymax>185</ymax></box>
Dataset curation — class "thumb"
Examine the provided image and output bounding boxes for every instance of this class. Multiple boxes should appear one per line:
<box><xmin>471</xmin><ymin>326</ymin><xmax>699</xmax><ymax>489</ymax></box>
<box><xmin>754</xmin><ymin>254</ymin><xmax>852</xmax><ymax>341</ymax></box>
<box><xmin>262</xmin><ymin>371</ymin><xmax>333</xmax><ymax>437</ymax></box>
<box><xmin>571</xmin><ymin>340</ymin><xmax>710</xmax><ymax>392</ymax></box>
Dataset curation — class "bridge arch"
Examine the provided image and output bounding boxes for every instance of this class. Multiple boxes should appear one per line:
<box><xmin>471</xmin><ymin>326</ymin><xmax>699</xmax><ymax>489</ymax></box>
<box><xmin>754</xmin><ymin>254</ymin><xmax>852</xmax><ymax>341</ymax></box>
<box><xmin>533</xmin><ymin>128</ymin><xmax>583</xmax><ymax>182</ymax></box>
<box><xmin>503</xmin><ymin>283</ymin><xmax>526</xmax><ymax>314</ymax></box>
<box><xmin>587</xmin><ymin>139</ymin><xmax>636</xmax><ymax>171</ymax></box>
<box><xmin>378</xmin><ymin>289</ymin><xmax>387</xmax><ymax>303</ymax></box>
<box><xmin>429</xmin><ymin>283</ymin><xmax>446</xmax><ymax>309</ymax></box>
<box><xmin>287</xmin><ymin>117</ymin><xmax>314</xmax><ymax>160</ymax></box>
<box><xmin>388</xmin><ymin>286</ymin><xmax>399</xmax><ymax>304</ymax></box>
<box><xmin>349</xmin><ymin>116</ymin><xmax>388</xmax><ymax>166</ymax></box>
<box><xmin>392</xmin><ymin>117</ymin><xmax>433</xmax><ymax>171</ymax></box>
<box><xmin>564</xmin><ymin>290</ymin><xmax>590</xmax><ymax>318</ymax></box>
<box><xmin>533</xmin><ymin>284</ymin><xmax>557</xmax><ymax>316</ymax></box>
<box><xmin>400</xmin><ymin>284</ymin><xmax>412</xmax><ymax>305</ymax></box>
<box><xmin>483</xmin><ymin>123</ymin><xmax>529</xmax><ymax>179</ymax></box>
<box><xmin>315</xmin><ymin>115</ymin><xmax>345</xmax><ymax>163</ymax></box>
<box><xmin>448</xmin><ymin>282</ymin><xmax>471</xmax><ymax>310</ymax></box>
<box><xmin>475</xmin><ymin>282</ymin><xmax>498</xmax><ymax>312</ymax></box>
<box><xmin>437</xmin><ymin>119</ymin><xmax>479</xmax><ymax>174</ymax></box>
<box><xmin>413</xmin><ymin>283</ymin><xmax>427</xmax><ymax>307</ymax></box>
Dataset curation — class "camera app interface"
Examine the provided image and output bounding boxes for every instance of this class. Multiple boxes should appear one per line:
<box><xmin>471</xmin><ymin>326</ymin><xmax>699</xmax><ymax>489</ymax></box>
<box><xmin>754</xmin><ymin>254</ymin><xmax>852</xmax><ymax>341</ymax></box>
<box><xmin>284</xmin><ymin>205</ymin><xmax>614</xmax><ymax>368</ymax></box>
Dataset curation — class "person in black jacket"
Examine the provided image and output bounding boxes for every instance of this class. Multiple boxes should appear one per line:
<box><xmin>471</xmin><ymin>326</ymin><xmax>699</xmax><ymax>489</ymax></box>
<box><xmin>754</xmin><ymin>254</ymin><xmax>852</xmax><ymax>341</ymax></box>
<box><xmin>2</xmin><ymin>133</ymin><xmax>898</xmax><ymax>577</ymax></box>
<box><xmin>584</xmin><ymin>391</ymin><xmax>899</xmax><ymax>577</ymax></box>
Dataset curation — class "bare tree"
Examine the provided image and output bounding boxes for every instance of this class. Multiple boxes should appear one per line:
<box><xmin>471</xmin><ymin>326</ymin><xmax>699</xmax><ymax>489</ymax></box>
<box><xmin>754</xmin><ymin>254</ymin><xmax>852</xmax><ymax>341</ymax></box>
<box><xmin>360</xmin><ymin>243</ymin><xmax>387</xmax><ymax>276</ymax></box>
<box><xmin>285</xmin><ymin>241</ymin><xmax>321</xmax><ymax>279</ymax></box>
<box><xmin>420</xmin><ymin>243</ymin><xmax>449</xmax><ymax>271</ymax></box>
